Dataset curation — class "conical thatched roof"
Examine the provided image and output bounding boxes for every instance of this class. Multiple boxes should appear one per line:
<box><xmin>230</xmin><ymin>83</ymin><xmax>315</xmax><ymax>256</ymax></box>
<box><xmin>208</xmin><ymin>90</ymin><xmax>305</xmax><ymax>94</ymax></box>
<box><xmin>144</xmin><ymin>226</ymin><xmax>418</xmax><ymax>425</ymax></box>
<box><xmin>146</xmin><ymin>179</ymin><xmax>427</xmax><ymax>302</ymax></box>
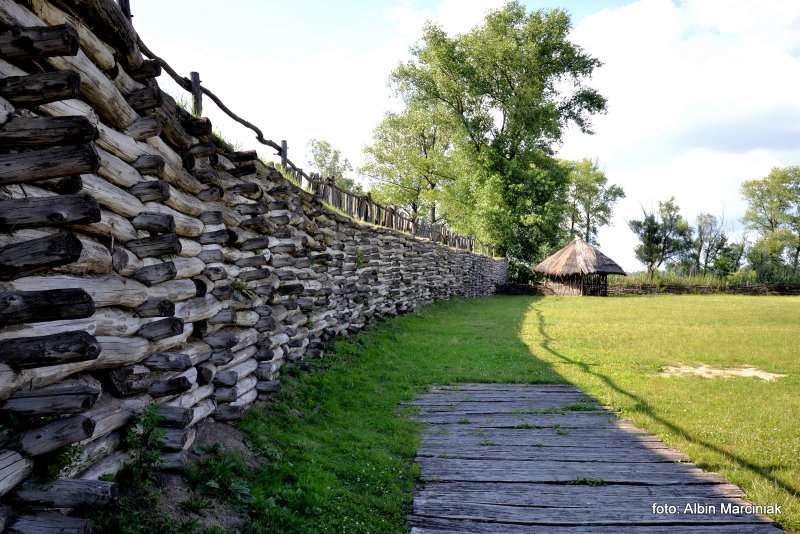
<box><xmin>534</xmin><ymin>237</ymin><xmax>625</xmax><ymax>276</ymax></box>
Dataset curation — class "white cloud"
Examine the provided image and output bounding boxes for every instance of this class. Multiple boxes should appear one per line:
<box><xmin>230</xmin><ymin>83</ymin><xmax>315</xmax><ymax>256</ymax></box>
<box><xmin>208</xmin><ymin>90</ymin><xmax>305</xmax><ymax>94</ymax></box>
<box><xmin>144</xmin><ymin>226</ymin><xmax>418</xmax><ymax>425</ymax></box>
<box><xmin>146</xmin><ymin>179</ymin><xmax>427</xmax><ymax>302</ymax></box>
<box><xmin>136</xmin><ymin>1</ymin><xmax>800</xmax><ymax>272</ymax></box>
<box><xmin>560</xmin><ymin>0</ymin><xmax>800</xmax><ymax>271</ymax></box>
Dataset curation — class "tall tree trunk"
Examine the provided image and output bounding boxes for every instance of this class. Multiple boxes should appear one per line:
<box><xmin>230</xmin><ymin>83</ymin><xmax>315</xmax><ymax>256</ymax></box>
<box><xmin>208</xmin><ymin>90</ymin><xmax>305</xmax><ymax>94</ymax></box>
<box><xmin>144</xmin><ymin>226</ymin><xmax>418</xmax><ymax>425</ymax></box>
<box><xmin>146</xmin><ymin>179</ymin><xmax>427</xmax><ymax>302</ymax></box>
<box><xmin>793</xmin><ymin>243</ymin><xmax>800</xmax><ymax>274</ymax></box>
<box><xmin>428</xmin><ymin>182</ymin><xmax>436</xmax><ymax>223</ymax></box>
<box><xmin>584</xmin><ymin>212</ymin><xmax>591</xmax><ymax>243</ymax></box>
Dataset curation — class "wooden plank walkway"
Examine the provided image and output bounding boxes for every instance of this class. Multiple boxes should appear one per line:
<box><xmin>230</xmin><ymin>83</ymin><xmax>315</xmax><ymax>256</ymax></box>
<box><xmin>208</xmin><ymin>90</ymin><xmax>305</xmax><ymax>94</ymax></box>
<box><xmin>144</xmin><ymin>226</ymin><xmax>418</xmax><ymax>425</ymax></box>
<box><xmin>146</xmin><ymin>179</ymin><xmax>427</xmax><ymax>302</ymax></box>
<box><xmin>407</xmin><ymin>384</ymin><xmax>781</xmax><ymax>533</ymax></box>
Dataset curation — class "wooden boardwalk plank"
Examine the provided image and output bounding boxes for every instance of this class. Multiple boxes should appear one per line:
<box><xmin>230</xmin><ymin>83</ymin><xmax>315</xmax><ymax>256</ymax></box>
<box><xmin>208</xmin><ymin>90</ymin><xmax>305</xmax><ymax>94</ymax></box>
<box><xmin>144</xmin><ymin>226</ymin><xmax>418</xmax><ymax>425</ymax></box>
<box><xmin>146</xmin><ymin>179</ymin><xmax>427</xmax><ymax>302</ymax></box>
<box><xmin>408</xmin><ymin>516</ymin><xmax>781</xmax><ymax>533</ymax></box>
<box><xmin>408</xmin><ymin>384</ymin><xmax>780</xmax><ymax>532</ymax></box>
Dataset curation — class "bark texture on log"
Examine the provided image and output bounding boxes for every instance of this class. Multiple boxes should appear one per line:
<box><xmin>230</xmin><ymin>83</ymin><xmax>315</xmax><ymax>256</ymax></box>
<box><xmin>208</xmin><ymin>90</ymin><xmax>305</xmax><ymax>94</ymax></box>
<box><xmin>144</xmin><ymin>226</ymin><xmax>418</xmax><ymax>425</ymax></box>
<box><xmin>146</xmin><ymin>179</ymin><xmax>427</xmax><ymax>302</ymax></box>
<box><xmin>0</xmin><ymin>330</ymin><xmax>100</xmax><ymax>369</ymax></box>
<box><xmin>0</xmin><ymin>195</ymin><xmax>101</xmax><ymax>230</ymax></box>
<box><xmin>0</xmin><ymin>70</ymin><xmax>80</xmax><ymax>106</ymax></box>
<box><xmin>0</xmin><ymin>144</ymin><xmax>99</xmax><ymax>185</ymax></box>
<box><xmin>0</xmin><ymin>24</ymin><xmax>79</xmax><ymax>59</ymax></box>
<box><xmin>0</xmin><ymin>232</ymin><xmax>83</xmax><ymax>281</ymax></box>
<box><xmin>0</xmin><ymin>288</ymin><xmax>95</xmax><ymax>326</ymax></box>
<box><xmin>0</xmin><ymin>116</ymin><xmax>97</xmax><ymax>147</ymax></box>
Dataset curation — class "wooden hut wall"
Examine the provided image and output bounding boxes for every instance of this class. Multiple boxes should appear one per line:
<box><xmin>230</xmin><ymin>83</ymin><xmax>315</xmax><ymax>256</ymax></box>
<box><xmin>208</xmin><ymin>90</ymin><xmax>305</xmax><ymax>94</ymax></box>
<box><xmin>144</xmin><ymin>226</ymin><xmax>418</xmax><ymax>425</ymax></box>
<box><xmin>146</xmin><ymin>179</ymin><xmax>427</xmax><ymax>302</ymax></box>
<box><xmin>0</xmin><ymin>1</ymin><xmax>507</xmax><ymax>526</ymax></box>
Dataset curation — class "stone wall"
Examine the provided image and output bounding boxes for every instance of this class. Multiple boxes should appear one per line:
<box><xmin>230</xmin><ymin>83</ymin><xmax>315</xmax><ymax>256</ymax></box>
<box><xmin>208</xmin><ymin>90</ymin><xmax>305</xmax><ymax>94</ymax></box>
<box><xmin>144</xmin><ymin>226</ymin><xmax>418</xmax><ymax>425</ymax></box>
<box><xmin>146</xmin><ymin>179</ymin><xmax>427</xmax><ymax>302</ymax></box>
<box><xmin>0</xmin><ymin>0</ymin><xmax>505</xmax><ymax>527</ymax></box>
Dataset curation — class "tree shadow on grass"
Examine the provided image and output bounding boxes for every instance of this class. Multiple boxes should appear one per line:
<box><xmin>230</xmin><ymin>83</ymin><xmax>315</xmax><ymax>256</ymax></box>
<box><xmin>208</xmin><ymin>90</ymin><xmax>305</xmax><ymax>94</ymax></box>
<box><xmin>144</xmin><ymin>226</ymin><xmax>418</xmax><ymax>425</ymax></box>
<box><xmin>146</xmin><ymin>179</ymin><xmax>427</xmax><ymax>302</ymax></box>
<box><xmin>527</xmin><ymin>302</ymin><xmax>800</xmax><ymax>498</ymax></box>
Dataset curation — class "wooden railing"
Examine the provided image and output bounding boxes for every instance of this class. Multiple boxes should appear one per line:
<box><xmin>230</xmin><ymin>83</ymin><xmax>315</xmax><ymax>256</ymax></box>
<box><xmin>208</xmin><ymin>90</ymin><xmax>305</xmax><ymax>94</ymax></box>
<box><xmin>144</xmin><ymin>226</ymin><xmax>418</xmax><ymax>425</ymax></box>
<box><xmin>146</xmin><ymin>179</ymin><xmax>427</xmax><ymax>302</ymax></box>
<box><xmin>135</xmin><ymin>27</ymin><xmax>496</xmax><ymax>257</ymax></box>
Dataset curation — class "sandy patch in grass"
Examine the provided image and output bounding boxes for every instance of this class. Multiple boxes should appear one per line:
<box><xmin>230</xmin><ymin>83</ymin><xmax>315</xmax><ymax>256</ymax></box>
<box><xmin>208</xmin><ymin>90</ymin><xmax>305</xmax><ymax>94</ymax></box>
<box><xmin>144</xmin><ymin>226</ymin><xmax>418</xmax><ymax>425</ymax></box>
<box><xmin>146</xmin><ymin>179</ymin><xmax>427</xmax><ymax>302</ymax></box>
<box><xmin>659</xmin><ymin>365</ymin><xmax>786</xmax><ymax>382</ymax></box>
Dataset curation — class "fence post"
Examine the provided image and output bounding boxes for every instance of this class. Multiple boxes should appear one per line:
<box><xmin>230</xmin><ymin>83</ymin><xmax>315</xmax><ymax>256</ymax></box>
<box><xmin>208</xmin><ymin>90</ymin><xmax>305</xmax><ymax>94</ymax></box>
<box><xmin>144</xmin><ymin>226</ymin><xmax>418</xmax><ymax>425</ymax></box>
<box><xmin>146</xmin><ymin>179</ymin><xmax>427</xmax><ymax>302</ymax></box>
<box><xmin>280</xmin><ymin>140</ymin><xmax>288</xmax><ymax>169</ymax></box>
<box><xmin>190</xmin><ymin>72</ymin><xmax>202</xmax><ymax>116</ymax></box>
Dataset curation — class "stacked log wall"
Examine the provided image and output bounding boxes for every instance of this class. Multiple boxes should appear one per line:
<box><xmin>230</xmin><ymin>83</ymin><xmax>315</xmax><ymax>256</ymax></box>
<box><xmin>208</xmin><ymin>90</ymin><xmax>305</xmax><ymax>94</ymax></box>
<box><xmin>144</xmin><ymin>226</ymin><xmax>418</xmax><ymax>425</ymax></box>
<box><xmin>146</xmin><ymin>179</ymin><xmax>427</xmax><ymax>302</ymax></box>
<box><xmin>0</xmin><ymin>0</ymin><xmax>506</xmax><ymax>528</ymax></box>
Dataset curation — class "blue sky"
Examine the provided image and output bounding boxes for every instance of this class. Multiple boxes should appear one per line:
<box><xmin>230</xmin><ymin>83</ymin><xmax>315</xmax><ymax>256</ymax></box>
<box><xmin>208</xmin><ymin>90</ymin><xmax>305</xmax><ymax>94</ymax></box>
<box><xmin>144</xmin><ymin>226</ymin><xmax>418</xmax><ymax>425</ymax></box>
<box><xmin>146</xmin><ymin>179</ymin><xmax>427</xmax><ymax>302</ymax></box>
<box><xmin>132</xmin><ymin>0</ymin><xmax>800</xmax><ymax>270</ymax></box>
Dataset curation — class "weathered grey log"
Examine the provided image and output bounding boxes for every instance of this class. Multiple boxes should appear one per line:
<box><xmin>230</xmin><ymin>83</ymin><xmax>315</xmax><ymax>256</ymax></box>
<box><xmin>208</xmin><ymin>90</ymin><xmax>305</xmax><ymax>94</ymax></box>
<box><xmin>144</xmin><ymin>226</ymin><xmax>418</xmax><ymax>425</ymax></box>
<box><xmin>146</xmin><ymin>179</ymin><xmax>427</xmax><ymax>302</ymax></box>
<box><xmin>192</xmin><ymin>168</ymin><xmax>218</xmax><ymax>184</ymax></box>
<box><xmin>213</xmin><ymin>358</ymin><xmax>257</xmax><ymax>387</ymax></box>
<box><xmin>36</xmin><ymin>175</ymin><xmax>83</xmax><ymax>195</ymax></box>
<box><xmin>129</xmin><ymin>59</ymin><xmax>161</xmax><ymax>81</ymax></box>
<box><xmin>196</xmin><ymin>184</ymin><xmax>223</xmax><ymax>202</ymax></box>
<box><xmin>134</xmin><ymin>298</ymin><xmax>174</xmax><ymax>318</ymax></box>
<box><xmin>6</xmin><ymin>512</ymin><xmax>89</xmax><ymax>533</ymax></box>
<box><xmin>241</xmin><ymin>237</ymin><xmax>269</xmax><ymax>251</ymax></box>
<box><xmin>0</xmin><ymin>71</ymin><xmax>80</xmax><ymax>107</ymax></box>
<box><xmin>227</xmin><ymin>150</ymin><xmax>257</xmax><ymax>162</ymax></box>
<box><xmin>148</xmin><ymin>375</ymin><xmax>191</xmax><ymax>397</ymax></box>
<box><xmin>202</xmin><ymin>266</ymin><xmax>225</xmax><ymax>281</ymax></box>
<box><xmin>136</xmin><ymin>317</ymin><xmax>183</xmax><ymax>341</ymax></box>
<box><xmin>160</xmin><ymin>450</ymin><xmax>188</xmax><ymax>471</ymax></box>
<box><xmin>197</xmin><ymin>362</ymin><xmax>215</xmax><ymax>385</ymax></box>
<box><xmin>12</xmin><ymin>478</ymin><xmax>117</xmax><ymax>508</ymax></box>
<box><xmin>160</xmin><ymin>427</ymin><xmax>195</xmax><ymax>451</ymax></box>
<box><xmin>1</xmin><ymin>375</ymin><xmax>101</xmax><ymax>415</ymax></box>
<box><xmin>131</xmin><ymin>154</ymin><xmax>164</xmax><ymax>175</ymax></box>
<box><xmin>235</xmin><ymin>203</ymin><xmax>267</xmax><ymax>216</ymax></box>
<box><xmin>239</xmin><ymin>268</ymin><xmax>269</xmax><ymax>282</ymax></box>
<box><xmin>197</xmin><ymin>249</ymin><xmax>224</xmax><ymax>263</ymax></box>
<box><xmin>126</xmin><ymin>86</ymin><xmax>161</xmax><ymax>113</ymax></box>
<box><xmin>226</xmin><ymin>182</ymin><xmax>260</xmax><ymax>197</ymax></box>
<box><xmin>143</xmin><ymin>352</ymin><xmax>191</xmax><ymax>371</ymax></box>
<box><xmin>0</xmin><ymin>288</ymin><xmax>94</xmax><ymax>326</ymax></box>
<box><xmin>155</xmin><ymin>405</ymin><xmax>192</xmax><ymax>428</ymax></box>
<box><xmin>0</xmin><ymin>144</ymin><xmax>99</xmax><ymax>185</ymax></box>
<box><xmin>198</xmin><ymin>211</ymin><xmax>223</xmax><ymax>225</ymax></box>
<box><xmin>21</xmin><ymin>414</ymin><xmax>95</xmax><ymax>456</ymax></box>
<box><xmin>0</xmin><ymin>24</ymin><xmax>79</xmax><ymax>59</ymax></box>
<box><xmin>0</xmin><ymin>450</ymin><xmax>33</xmax><ymax>497</ymax></box>
<box><xmin>211</xmin><ymin>283</ymin><xmax>232</xmax><ymax>300</ymax></box>
<box><xmin>198</xmin><ymin>229</ymin><xmax>236</xmax><ymax>245</ymax></box>
<box><xmin>107</xmin><ymin>365</ymin><xmax>150</xmax><ymax>396</ymax></box>
<box><xmin>215</xmin><ymin>375</ymin><xmax>256</xmax><ymax>402</ymax></box>
<box><xmin>181</xmin><ymin>116</ymin><xmax>211</xmax><ymax>136</ymax></box>
<box><xmin>0</xmin><ymin>331</ymin><xmax>100</xmax><ymax>368</ymax></box>
<box><xmin>229</xmin><ymin>164</ymin><xmax>256</xmax><ymax>177</ymax></box>
<box><xmin>131</xmin><ymin>212</ymin><xmax>175</xmax><ymax>234</ymax></box>
<box><xmin>0</xmin><ymin>232</ymin><xmax>83</xmax><ymax>281</ymax></box>
<box><xmin>0</xmin><ymin>116</ymin><xmax>97</xmax><ymax>147</ymax></box>
<box><xmin>132</xmin><ymin>262</ymin><xmax>176</xmax><ymax>285</ymax></box>
<box><xmin>236</xmin><ymin>255</ymin><xmax>268</xmax><ymax>268</ymax></box>
<box><xmin>124</xmin><ymin>116</ymin><xmax>161</xmax><ymax>141</ymax></box>
<box><xmin>128</xmin><ymin>180</ymin><xmax>170</xmax><ymax>202</ymax></box>
<box><xmin>0</xmin><ymin>195</ymin><xmax>100</xmax><ymax>230</ymax></box>
<box><xmin>126</xmin><ymin>233</ymin><xmax>181</xmax><ymax>258</ymax></box>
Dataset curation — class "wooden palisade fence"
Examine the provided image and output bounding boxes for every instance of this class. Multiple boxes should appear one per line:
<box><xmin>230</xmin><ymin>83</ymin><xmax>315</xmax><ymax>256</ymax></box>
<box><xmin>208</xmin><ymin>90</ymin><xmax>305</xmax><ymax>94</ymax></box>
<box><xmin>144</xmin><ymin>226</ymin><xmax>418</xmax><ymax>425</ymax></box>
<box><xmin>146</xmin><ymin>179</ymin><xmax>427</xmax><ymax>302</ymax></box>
<box><xmin>137</xmin><ymin>26</ymin><xmax>496</xmax><ymax>258</ymax></box>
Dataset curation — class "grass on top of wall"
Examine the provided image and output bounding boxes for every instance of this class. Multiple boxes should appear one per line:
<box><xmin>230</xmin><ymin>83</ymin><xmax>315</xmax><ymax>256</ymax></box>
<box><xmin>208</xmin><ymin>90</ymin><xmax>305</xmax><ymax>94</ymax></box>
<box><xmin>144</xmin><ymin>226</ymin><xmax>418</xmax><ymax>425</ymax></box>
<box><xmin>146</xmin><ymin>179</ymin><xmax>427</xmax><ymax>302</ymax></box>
<box><xmin>178</xmin><ymin>295</ymin><xmax>799</xmax><ymax>532</ymax></box>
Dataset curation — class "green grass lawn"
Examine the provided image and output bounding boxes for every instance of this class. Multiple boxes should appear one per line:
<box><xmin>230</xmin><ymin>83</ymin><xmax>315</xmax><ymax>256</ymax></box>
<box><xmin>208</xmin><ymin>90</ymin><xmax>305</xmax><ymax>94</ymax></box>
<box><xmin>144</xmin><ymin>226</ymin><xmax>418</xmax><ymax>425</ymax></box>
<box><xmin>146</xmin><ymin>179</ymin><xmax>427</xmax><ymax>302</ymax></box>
<box><xmin>221</xmin><ymin>295</ymin><xmax>799</xmax><ymax>532</ymax></box>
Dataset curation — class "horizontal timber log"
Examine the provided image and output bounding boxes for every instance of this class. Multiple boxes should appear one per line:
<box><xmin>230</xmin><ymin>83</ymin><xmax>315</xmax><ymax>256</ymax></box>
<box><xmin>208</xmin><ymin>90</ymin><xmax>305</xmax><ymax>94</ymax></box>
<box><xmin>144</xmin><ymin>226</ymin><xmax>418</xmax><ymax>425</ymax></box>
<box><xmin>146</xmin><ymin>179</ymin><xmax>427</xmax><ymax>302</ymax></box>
<box><xmin>0</xmin><ymin>330</ymin><xmax>100</xmax><ymax>368</ymax></box>
<box><xmin>0</xmin><ymin>232</ymin><xmax>83</xmax><ymax>281</ymax></box>
<box><xmin>0</xmin><ymin>24</ymin><xmax>79</xmax><ymax>59</ymax></box>
<box><xmin>0</xmin><ymin>115</ymin><xmax>97</xmax><ymax>147</ymax></box>
<box><xmin>0</xmin><ymin>195</ymin><xmax>101</xmax><ymax>230</ymax></box>
<box><xmin>0</xmin><ymin>144</ymin><xmax>99</xmax><ymax>185</ymax></box>
<box><xmin>0</xmin><ymin>70</ymin><xmax>80</xmax><ymax>106</ymax></box>
<box><xmin>0</xmin><ymin>288</ymin><xmax>94</xmax><ymax>326</ymax></box>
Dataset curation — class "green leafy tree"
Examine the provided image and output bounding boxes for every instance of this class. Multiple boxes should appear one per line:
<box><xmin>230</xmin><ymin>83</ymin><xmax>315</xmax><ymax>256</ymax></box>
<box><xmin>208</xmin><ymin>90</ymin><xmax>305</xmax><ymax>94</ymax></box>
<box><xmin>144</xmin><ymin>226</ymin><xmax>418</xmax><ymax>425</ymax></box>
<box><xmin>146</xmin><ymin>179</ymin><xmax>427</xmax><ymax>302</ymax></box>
<box><xmin>562</xmin><ymin>159</ymin><xmax>624</xmax><ymax>244</ymax></box>
<box><xmin>689</xmin><ymin>213</ymin><xmax>727</xmax><ymax>275</ymax></box>
<box><xmin>391</xmin><ymin>1</ymin><xmax>606</xmax><ymax>260</ymax></box>
<box><xmin>628</xmin><ymin>198</ymin><xmax>693</xmax><ymax>275</ymax></box>
<box><xmin>361</xmin><ymin>103</ymin><xmax>456</xmax><ymax>223</ymax></box>
<box><xmin>741</xmin><ymin>166</ymin><xmax>800</xmax><ymax>274</ymax></box>
<box><xmin>307</xmin><ymin>139</ymin><xmax>361</xmax><ymax>193</ymax></box>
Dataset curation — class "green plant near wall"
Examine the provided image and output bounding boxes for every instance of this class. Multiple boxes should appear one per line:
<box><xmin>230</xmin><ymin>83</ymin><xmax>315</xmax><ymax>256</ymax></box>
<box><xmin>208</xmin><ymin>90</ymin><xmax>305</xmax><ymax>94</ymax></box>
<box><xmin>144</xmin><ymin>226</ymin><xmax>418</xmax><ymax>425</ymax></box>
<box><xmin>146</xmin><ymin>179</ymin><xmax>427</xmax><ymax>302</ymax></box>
<box><xmin>355</xmin><ymin>248</ymin><xmax>366</xmax><ymax>269</ymax></box>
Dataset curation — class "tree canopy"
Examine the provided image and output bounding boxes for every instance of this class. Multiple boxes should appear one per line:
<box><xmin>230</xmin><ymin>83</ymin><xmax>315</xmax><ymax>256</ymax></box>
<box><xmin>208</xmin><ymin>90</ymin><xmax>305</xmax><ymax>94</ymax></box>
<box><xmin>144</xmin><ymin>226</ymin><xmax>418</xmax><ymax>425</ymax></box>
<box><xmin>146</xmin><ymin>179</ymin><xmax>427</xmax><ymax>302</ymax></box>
<box><xmin>562</xmin><ymin>159</ymin><xmax>624</xmax><ymax>245</ymax></box>
<box><xmin>307</xmin><ymin>139</ymin><xmax>361</xmax><ymax>193</ymax></box>
<box><xmin>380</xmin><ymin>1</ymin><xmax>606</xmax><ymax>261</ymax></box>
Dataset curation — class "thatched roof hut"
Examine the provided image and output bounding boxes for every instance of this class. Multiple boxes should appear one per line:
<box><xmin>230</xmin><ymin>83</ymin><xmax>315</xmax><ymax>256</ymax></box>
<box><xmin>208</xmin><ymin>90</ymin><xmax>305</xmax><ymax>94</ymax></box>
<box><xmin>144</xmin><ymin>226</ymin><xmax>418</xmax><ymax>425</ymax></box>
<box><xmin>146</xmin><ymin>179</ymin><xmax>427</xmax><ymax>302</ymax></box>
<box><xmin>534</xmin><ymin>237</ymin><xmax>625</xmax><ymax>296</ymax></box>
